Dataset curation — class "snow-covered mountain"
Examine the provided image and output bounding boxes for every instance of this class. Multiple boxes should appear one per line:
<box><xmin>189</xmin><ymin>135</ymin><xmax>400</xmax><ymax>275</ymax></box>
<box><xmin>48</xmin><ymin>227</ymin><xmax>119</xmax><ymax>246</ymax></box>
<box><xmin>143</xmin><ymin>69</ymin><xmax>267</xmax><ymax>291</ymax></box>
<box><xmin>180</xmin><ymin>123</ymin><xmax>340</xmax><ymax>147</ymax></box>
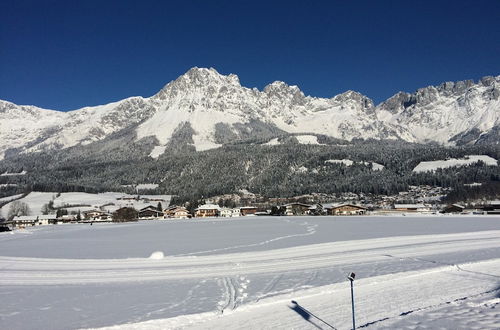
<box><xmin>1</xmin><ymin>68</ymin><xmax>499</xmax><ymax>159</ymax></box>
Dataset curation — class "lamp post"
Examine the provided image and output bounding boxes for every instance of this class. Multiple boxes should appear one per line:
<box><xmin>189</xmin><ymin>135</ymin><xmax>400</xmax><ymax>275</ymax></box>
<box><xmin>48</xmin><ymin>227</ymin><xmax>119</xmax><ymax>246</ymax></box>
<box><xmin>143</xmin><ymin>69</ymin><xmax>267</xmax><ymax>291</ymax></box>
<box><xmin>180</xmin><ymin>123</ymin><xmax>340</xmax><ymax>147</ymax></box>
<box><xmin>348</xmin><ymin>272</ymin><xmax>356</xmax><ymax>330</ymax></box>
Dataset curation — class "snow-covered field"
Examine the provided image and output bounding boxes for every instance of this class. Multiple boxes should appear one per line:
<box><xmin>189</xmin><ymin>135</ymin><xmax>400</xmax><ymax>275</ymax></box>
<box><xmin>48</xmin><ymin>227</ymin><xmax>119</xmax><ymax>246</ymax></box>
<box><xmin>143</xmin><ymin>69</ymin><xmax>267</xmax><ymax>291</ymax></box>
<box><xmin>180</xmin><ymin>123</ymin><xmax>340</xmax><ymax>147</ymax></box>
<box><xmin>0</xmin><ymin>216</ymin><xmax>499</xmax><ymax>329</ymax></box>
<box><xmin>1</xmin><ymin>192</ymin><xmax>171</xmax><ymax>215</ymax></box>
<box><xmin>413</xmin><ymin>155</ymin><xmax>498</xmax><ymax>173</ymax></box>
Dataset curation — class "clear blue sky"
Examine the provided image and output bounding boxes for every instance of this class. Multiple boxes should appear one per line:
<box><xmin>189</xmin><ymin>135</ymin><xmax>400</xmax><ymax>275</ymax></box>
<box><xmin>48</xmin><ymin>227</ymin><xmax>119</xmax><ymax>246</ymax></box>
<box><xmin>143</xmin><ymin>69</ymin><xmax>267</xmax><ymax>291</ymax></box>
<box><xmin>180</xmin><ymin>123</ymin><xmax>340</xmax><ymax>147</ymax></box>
<box><xmin>1</xmin><ymin>0</ymin><xmax>499</xmax><ymax>110</ymax></box>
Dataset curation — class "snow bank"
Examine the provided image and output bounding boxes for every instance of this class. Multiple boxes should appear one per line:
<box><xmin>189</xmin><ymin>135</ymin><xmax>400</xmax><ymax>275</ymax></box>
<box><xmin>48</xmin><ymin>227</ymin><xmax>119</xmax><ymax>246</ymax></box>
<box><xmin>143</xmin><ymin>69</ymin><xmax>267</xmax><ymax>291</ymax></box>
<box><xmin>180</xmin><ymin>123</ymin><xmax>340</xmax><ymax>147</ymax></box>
<box><xmin>148</xmin><ymin>251</ymin><xmax>165</xmax><ymax>259</ymax></box>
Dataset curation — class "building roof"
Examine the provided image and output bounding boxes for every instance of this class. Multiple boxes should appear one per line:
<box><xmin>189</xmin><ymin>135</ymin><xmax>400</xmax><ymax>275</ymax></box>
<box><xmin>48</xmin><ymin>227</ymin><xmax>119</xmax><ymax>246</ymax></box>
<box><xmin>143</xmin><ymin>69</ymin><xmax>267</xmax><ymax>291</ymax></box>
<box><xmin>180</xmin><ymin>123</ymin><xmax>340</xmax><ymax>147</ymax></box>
<box><xmin>328</xmin><ymin>203</ymin><xmax>367</xmax><ymax>210</ymax></box>
<box><xmin>13</xmin><ymin>214</ymin><xmax>57</xmax><ymax>221</ymax></box>
<box><xmin>283</xmin><ymin>203</ymin><xmax>311</xmax><ymax>207</ymax></box>
<box><xmin>195</xmin><ymin>204</ymin><xmax>221</xmax><ymax>211</ymax></box>
<box><xmin>394</xmin><ymin>203</ymin><xmax>427</xmax><ymax>209</ymax></box>
<box><xmin>139</xmin><ymin>205</ymin><xmax>160</xmax><ymax>212</ymax></box>
<box><xmin>323</xmin><ymin>203</ymin><xmax>367</xmax><ymax>210</ymax></box>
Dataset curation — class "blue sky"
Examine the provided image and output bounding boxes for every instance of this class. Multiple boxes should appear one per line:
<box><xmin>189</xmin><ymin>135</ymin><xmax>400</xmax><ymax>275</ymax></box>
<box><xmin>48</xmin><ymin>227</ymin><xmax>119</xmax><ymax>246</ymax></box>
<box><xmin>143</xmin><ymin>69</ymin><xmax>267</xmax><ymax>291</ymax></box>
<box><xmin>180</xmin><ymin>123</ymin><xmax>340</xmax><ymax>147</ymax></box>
<box><xmin>1</xmin><ymin>0</ymin><xmax>499</xmax><ymax>110</ymax></box>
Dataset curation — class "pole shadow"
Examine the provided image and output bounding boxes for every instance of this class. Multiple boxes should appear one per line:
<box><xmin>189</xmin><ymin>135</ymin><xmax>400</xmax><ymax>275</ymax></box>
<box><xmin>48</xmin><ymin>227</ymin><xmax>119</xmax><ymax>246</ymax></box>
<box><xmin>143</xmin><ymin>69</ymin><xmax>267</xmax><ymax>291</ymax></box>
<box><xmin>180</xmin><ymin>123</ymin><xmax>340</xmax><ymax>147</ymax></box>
<box><xmin>289</xmin><ymin>300</ymin><xmax>337</xmax><ymax>330</ymax></box>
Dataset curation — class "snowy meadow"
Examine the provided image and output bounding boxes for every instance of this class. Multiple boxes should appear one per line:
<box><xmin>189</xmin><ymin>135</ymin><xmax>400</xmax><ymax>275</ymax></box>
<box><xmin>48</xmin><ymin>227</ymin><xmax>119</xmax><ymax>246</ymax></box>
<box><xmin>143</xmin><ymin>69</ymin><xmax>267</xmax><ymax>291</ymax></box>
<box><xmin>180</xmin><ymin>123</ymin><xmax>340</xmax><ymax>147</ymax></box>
<box><xmin>1</xmin><ymin>216</ymin><xmax>499</xmax><ymax>329</ymax></box>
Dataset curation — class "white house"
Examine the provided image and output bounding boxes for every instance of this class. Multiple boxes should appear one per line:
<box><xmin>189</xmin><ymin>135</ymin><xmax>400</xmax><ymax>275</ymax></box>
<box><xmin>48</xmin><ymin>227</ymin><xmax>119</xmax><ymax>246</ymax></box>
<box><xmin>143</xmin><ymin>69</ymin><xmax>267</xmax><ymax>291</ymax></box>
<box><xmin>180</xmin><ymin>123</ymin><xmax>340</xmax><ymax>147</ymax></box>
<box><xmin>195</xmin><ymin>204</ymin><xmax>221</xmax><ymax>217</ymax></box>
<box><xmin>393</xmin><ymin>203</ymin><xmax>431</xmax><ymax>213</ymax></box>
<box><xmin>231</xmin><ymin>208</ymin><xmax>241</xmax><ymax>217</ymax></box>
<box><xmin>220</xmin><ymin>208</ymin><xmax>232</xmax><ymax>217</ymax></box>
<box><xmin>12</xmin><ymin>214</ymin><xmax>57</xmax><ymax>227</ymax></box>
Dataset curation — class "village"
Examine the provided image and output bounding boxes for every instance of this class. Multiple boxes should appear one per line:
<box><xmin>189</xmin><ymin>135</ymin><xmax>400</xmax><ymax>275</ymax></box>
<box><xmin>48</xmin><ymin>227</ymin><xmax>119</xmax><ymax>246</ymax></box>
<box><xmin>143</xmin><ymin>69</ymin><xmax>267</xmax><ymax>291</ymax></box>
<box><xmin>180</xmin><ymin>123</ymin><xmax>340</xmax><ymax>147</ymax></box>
<box><xmin>1</xmin><ymin>187</ymin><xmax>499</xmax><ymax>230</ymax></box>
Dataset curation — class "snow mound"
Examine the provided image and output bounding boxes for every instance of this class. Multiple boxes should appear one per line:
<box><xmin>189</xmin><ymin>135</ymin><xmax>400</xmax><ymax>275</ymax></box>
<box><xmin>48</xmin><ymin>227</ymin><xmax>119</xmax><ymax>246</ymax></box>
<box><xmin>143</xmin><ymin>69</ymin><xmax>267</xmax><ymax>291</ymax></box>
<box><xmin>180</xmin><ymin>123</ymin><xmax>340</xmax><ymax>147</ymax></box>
<box><xmin>148</xmin><ymin>251</ymin><xmax>165</xmax><ymax>260</ymax></box>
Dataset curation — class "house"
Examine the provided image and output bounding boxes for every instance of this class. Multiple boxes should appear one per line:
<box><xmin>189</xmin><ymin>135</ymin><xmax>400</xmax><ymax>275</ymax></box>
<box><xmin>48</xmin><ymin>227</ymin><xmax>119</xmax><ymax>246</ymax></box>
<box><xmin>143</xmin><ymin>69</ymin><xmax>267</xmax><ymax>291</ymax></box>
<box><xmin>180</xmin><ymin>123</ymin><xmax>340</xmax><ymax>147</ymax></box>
<box><xmin>58</xmin><ymin>214</ymin><xmax>77</xmax><ymax>223</ymax></box>
<box><xmin>12</xmin><ymin>214</ymin><xmax>57</xmax><ymax>227</ymax></box>
<box><xmin>220</xmin><ymin>208</ymin><xmax>232</xmax><ymax>217</ymax></box>
<box><xmin>83</xmin><ymin>210</ymin><xmax>112</xmax><ymax>222</ymax></box>
<box><xmin>163</xmin><ymin>206</ymin><xmax>191</xmax><ymax>219</ymax></box>
<box><xmin>195</xmin><ymin>204</ymin><xmax>220</xmax><ymax>217</ymax></box>
<box><xmin>393</xmin><ymin>203</ymin><xmax>431</xmax><ymax>212</ymax></box>
<box><xmin>284</xmin><ymin>203</ymin><xmax>311</xmax><ymax>216</ymax></box>
<box><xmin>138</xmin><ymin>206</ymin><xmax>163</xmax><ymax>219</ymax></box>
<box><xmin>163</xmin><ymin>206</ymin><xmax>177</xmax><ymax>218</ymax></box>
<box><xmin>325</xmin><ymin>204</ymin><xmax>367</xmax><ymax>216</ymax></box>
<box><xmin>441</xmin><ymin>204</ymin><xmax>465</xmax><ymax>214</ymax></box>
<box><xmin>240</xmin><ymin>206</ymin><xmax>257</xmax><ymax>216</ymax></box>
<box><xmin>231</xmin><ymin>208</ymin><xmax>241</xmax><ymax>217</ymax></box>
<box><xmin>308</xmin><ymin>203</ymin><xmax>324</xmax><ymax>215</ymax></box>
<box><xmin>171</xmin><ymin>207</ymin><xmax>191</xmax><ymax>219</ymax></box>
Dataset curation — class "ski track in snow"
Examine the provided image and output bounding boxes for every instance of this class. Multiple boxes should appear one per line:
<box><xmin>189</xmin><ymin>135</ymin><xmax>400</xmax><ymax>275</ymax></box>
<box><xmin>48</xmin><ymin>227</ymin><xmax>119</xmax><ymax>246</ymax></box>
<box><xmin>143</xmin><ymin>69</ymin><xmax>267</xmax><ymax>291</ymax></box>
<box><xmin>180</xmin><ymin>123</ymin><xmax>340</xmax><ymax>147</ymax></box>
<box><xmin>1</xmin><ymin>230</ymin><xmax>499</xmax><ymax>286</ymax></box>
<box><xmin>172</xmin><ymin>219</ymin><xmax>317</xmax><ymax>257</ymax></box>
<box><xmin>92</xmin><ymin>259</ymin><xmax>500</xmax><ymax>330</ymax></box>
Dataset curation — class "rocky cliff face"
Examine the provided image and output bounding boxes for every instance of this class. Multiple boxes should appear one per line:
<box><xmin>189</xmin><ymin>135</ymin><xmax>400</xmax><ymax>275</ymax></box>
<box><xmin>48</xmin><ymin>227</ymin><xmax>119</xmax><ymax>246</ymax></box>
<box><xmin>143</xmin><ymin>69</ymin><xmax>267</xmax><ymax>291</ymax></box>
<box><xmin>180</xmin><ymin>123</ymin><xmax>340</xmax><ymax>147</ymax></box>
<box><xmin>1</xmin><ymin>68</ymin><xmax>499</xmax><ymax>160</ymax></box>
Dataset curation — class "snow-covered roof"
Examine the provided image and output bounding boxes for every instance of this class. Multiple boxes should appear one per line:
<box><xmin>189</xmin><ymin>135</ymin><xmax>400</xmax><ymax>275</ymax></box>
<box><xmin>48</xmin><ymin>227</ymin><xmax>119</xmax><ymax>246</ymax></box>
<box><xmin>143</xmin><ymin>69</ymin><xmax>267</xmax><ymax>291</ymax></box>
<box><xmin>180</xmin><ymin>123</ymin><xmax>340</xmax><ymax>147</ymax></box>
<box><xmin>394</xmin><ymin>204</ymin><xmax>427</xmax><ymax>209</ymax></box>
<box><xmin>196</xmin><ymin>204</ymin><xmax>221</xmax><ymax>211</ymax></box>
<box><xmin>13</xmin><ymin>214</ymin><xmax>57</xmax><ymax>221</ymax></box>
<box><xmin>324</xmin><ymin>203</ymin><xmax>367</xmax><ymax>210</ymax></box>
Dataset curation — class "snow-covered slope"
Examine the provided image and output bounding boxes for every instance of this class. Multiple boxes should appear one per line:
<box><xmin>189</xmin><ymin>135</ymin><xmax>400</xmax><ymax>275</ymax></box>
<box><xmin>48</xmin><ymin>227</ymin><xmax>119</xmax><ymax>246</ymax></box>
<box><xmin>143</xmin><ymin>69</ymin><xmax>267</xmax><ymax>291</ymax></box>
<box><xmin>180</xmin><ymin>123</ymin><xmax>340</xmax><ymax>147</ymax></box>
<box><xmin>0</xmin><ymin>97</ymin><xmax>154</xmax><ymax>158</ymax></box>
<box><xmin>1</xmin><ymin>68</ymin><xmax>499</xmax><ymax>159</ymax></box>
<box><xmin>377</xmin><ymin>76</ymin><xmax>500</xmax><ymax>144</ymax></box>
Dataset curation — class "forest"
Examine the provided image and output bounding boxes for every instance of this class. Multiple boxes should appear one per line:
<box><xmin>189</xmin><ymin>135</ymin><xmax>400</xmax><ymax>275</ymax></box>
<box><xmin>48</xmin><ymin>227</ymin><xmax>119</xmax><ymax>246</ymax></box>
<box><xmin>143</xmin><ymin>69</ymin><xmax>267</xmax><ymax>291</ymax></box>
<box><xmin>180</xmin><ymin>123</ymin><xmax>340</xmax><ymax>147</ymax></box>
<box><xmin>0</xmin><ymin>132</ymin><xmax>499</xmax><ymax>203</ymax></box>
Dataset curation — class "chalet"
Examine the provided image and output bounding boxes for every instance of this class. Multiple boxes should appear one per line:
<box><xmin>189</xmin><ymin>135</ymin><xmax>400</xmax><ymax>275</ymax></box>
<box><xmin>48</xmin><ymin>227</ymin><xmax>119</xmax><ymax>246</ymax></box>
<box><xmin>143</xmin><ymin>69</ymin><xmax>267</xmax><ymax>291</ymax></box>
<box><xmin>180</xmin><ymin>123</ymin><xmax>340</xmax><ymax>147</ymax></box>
<box><xmin>240</xmin><ymin>206</ymin><xmax>257</xmax><ymax>216</ymax></box>
<box><xmin>231</xmin><ymin>208</ymin><xmax>241</xmax><ymax>217</ymax></box>
<box><xmin>393</xmin><ymin>203</ymin><xmax>431</xmax><ymax>212</ymax></box>
<box><xmin>58</xmin><ymin>214</ymin><xmax>77</xmax><ymax>223</ymax></box>
<box><xmin>195</xmin><ymin>204</ymin><xmax>220</xmax><ymax>217</ymax></box>
<box><xmin>138</xmin><ymin>206</ymin><xmax>163</xmax><ymax>219</ymax></box>
<box><xmin>325</xmin><ymin>204</ymin><xmax>367</xmax><ymax>216</ymax></box>
<box><xmin>164</xmin><ymin>206</ymin><xmax>190</xmax><ymax>219</ymax></box>
<box><xmin>308</xmin><ymin>203</ymin><xmax>324</xmax><ymax>215</ymax></box>
<box><xmin>83</xmin><ymin>210</ymin><xmax>112</xmax><ymax>222</ymax></box>
<box><xmin>284</xmin><ymin>203</ymin><xmax>311</xmax><ymax>216</ymax></box>
<box><xmin>12</xmin><ymin>214</ymin><xmax>57</xmax><ymax>227</ymax></box>
<box><xmin>163</xmin><ymin>206</ymin><xmax>177</xmax><ymax>218</ymax></box>
<box><xmin>441</xmin><ymin>204</ymin><xmax>465</xmax><ymax>214</ymax></box>
<box><xmin>220</xmin><ymin>208</ymin><xmax>232</xmax><ymax>217</ymax></box>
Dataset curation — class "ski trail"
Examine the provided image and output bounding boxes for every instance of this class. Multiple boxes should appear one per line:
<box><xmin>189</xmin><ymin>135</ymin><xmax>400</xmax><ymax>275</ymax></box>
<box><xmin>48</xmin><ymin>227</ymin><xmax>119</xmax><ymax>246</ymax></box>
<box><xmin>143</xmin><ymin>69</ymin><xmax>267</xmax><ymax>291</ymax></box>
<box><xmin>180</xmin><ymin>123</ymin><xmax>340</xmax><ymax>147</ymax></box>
<box><xmin>218</xmin><ymin>277</ymin><xmax>236</xmax><ymax>312</ymax></box>
<box><xmin>217</xmin><ymin>275</ymin><xmax>250</xmax><ymax>313</ymax></box>
<box><xmin>2</xmin><ymin>231</ymin><xmax>499</xmax><ymax>285</ymax></box>
<box><xmin>173</xmin><ymin>219</ymin><xmax>318</xmax><ymax>257</ymax></box>
<box><xmin>383</xmin><ymin>254</ymin><xmax>500</xmax><ymax>280</ymax></box>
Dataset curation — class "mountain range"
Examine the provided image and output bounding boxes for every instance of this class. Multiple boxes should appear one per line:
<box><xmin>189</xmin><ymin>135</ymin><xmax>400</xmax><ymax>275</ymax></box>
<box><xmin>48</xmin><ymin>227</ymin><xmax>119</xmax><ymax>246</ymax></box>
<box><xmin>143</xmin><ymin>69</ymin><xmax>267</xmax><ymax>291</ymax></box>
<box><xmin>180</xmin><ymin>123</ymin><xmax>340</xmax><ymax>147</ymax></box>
<box><xmin>1</xmin><ymin>67</ymin><xmax>499</xmax><ymax>160</ymax></box>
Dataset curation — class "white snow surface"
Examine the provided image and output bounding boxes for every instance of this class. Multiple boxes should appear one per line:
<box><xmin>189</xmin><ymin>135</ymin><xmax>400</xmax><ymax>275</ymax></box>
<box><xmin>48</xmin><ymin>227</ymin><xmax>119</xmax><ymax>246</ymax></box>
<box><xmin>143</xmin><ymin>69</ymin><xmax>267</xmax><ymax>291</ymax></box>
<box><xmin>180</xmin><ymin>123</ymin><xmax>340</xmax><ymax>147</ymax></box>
<box><xmin>149</xmin><ymin>145</ymin><xmax>166</xmax><ymax>159</ymax></box>
<box><xmin>0</xmin><ymin>216</ymin><xmax>499</xmax><ymax>330</ymax></box>
<box><xmin>2</xmin><ymin>192</ymin><xmax>171</xmax><ymax>215</ymax></box>
<box><xmin>413</xmin><ymin>155</ymin><xmax>498</xmax><ymax>173</ymax></box>
<box><xmin>295</xmin><ymin>135</ymin><xmax>323</xmax><ymax>145</ymax></box>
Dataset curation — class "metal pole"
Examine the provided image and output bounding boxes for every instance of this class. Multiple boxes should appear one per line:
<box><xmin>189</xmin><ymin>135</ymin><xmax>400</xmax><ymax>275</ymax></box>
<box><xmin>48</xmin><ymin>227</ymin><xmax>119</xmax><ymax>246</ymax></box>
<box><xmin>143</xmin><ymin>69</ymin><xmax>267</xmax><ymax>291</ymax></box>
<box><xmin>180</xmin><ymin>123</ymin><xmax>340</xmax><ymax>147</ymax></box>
<box><xmin>350</xmin><ymin>279</ymin><xmax>355</xmax><ymax>329</ymax></box>
<box><xmin>348</xmin><ymin>272</ymin><xmax>356</xmax><ymax>330</ymax></box>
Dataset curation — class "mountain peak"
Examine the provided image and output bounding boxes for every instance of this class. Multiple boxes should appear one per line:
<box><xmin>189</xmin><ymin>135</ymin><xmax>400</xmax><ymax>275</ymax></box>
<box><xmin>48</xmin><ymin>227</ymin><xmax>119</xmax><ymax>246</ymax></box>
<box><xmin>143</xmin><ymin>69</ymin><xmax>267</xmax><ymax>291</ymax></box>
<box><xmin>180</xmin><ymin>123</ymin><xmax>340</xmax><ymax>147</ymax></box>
<box><xmin>182</xmin><ymin>67</ymin><xmax>240</xmax><ymax>86</ymax></box>
<box><xmin>264</xmin><ymin>81</ymin><xmax>303</xmax><ymax>97</ymax></box>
